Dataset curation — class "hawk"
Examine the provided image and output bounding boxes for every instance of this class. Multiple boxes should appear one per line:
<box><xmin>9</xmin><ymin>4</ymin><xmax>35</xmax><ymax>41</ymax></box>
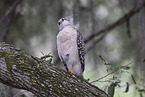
<box><xmin>57</xmin><ymin>17</ymin><xmax>85</xmax><ymax>78</ymax></box>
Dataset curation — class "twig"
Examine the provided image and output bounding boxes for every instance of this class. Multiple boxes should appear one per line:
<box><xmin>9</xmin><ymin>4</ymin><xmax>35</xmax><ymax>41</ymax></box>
<box><xmin>91</xmin><ymin>71</ymin><xmax>114</xmax><ymax>83</ymax></box>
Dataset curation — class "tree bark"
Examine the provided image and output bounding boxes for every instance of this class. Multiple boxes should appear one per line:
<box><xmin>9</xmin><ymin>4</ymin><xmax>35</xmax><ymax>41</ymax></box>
<box><xmin>0</xmin><ymin>43</ymin><xmax>109</xmax><ymax>97</ymax></box>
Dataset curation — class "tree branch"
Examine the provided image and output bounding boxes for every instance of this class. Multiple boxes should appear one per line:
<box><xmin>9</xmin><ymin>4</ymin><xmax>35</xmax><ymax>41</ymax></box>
<box><xmin>0</xmin><ymin>0</ymin><xmax>23</xmax><ymax>42</ymax></box>
<box><xmin>91</xmin><ymin>72</ymin><xmax>114</xmax><ymax>84</ymax></box>
<box><xmin>0</xmin><ymin>43</ymin><xmax>109</xmax><ymax>97</ymax></box>
<box><xmin>84</xmin><ymin>1</ymin><xmax>145</xmax><ymax>45</ymax></box>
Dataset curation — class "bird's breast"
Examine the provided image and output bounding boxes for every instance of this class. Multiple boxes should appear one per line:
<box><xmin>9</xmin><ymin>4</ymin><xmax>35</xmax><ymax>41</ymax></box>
<box><xmin>57</xmin><ymin>28</ymin><xmax>78</xmax><ymax>56</ymax></box>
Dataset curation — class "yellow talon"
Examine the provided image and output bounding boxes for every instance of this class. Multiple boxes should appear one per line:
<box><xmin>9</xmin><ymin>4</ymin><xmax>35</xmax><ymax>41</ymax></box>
<box><xmin>68</xmin><ymin>69</ymin><xmax>75</xmax><ymax>75</ymax></box>
<box><xmin>68</xmin><ymin>64</ymin><xmax>75</xmax><ymax>75</ymax></box>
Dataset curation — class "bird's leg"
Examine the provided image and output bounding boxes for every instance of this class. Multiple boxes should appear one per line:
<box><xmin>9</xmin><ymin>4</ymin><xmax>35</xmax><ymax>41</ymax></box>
<box><xmin>68</xmin><ymin>64</ymin><xmax>75</xmax><ymax>75</ymax></box>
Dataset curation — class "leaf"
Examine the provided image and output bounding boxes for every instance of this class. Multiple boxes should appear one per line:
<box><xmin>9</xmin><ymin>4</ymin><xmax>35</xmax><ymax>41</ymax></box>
<box><xmin>117</xmin><ymin>84</ymin><xmax>121</xmax><ymax>87</ymax></box>
<box><xmin>40</xmin><ymin>51</ymin><xmax>45</xmax><ymax>55</ymax></box>
<box><xmin>124</xmin><ymin>82</ymin><xmax>130</xmax><ymax>93</ymax></box>
<box><xmin>131</xmin><ymin>74</ymin><xmax>136</xmax><ymax>84</ymax></box>
<box><xmin>99</xmin><ymin>55</ymin><xmax>106</xmax><ymax>64</ymax></box>
<box><xmin>138</xmin><ymin>89</ymin><xmax>145</xmax><ymax>92</ymax></box>
<box><xmin>41</xmin><ymin>52</ymin><xmax>53</xmax><ymax>59</ymax></box>
<box><xmin>121</xmin><ymin>65</ymin><xmax>130</xmax><ymax>70</ymax></box>
<box><xmin>47</xmin><ymin>58</ymin><xmax>52</xmax><ymax>63</ymax></box>
<box><xmin>113</xmin><ymin>75</ymin><xmax>117</xmax><ymax>80</ymax></box>
<box><xmin>115</xmin><ymin>80</ymin><xmax>121</xmax><ymax>84</ymax></box>
<box><xmin>114</xmin><ymin>65</ymin><xmax>130</xmax><ymax>72</ymax></box>
<box><xmin>108</xmin><ymin>82</ymin><xmax>117</xmax><ymax>97</ymax></box>
<box><xmin>114</xmin><ymin>66</ymin><xmax>120</xmax><ymax>72</ymax></box>
<box><xmin>104</xmin><ymin>63</ymin><xmax>115</xmax><ymax>66</ymax></box>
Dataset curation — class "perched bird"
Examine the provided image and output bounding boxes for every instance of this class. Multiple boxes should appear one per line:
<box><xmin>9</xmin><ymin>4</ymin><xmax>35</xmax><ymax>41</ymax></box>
<box><xmin>57</xmin><ymin>17</ymin><xmax>85</xmax><ymax>78</ymax></box>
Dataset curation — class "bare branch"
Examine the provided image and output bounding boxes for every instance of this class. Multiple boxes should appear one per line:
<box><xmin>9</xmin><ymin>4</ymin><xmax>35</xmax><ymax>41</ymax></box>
<box><xmin>84</xmin><ymin>1</ymin><xmax>145</xmax><ymax>48</ymax></box>
<box><xmin>0</xmin><ymin>0</ymin><xmax>23</xmax><ymax>42</ymax></box>
<box><xmin>91</xmin><ymin>72</ymin><xmax>114</xmax><ymax>84</ymax></box>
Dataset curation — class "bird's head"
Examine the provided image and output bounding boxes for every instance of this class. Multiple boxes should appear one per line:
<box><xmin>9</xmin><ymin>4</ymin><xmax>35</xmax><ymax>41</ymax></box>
<box><xmin>58</xmin><ymin>17</ymin><xmax>71</xmax><ymax>30</ymax></box>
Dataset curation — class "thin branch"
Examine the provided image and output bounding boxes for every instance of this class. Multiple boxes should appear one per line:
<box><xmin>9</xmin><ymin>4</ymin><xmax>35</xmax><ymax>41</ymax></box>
<box><xmin>91</xmin><ymin>72</ymin><xmax>114</xmax><ymax>83</ymax></box>
<box><xmin>84</xmin><ymin>1</ymin><xmax>145</xmax><ymax>44</ymax></box>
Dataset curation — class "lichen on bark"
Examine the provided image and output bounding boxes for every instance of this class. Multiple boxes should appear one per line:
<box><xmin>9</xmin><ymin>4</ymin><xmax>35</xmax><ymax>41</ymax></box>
<box><xmin>0</xmin><ymin>43</ymin><xmax>109</xmax><ymax>97</ymax></box>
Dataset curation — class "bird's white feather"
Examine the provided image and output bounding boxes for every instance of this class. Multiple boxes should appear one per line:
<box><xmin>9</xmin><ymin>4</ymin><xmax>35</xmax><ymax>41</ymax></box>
<box><xmin>57</xmin><ymin>18</ymin><xmax>84</xmax><ymax>77</ymax></box>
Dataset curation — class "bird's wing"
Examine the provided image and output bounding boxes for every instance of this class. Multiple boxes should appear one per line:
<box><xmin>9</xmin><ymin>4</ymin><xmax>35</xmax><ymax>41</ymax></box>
<box><xmin>77</xmin><ymin>30</ymin><xmax>85</xmax><ymax>72</ymax></box>
<box><xmin>59</xmin><ymin>54</ymin><xmax>69</xmax><ymax>72</ymax></box>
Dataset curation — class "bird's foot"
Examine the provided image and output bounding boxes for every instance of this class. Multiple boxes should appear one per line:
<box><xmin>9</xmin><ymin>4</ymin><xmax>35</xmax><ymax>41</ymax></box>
<box><xmin>68</xmin><ymin>69</ymin><xmax>75</xmax><ymax>75</ymax></box>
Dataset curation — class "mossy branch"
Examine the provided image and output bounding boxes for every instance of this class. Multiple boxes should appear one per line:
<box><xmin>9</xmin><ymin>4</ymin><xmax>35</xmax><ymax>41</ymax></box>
<box><xmin>0</xmin><ymin>43</ymin><xmax>109</xmax><ymax>97</ymax></box>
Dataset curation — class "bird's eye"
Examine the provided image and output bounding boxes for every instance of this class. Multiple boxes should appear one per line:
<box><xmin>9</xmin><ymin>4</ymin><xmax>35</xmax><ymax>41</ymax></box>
<box><xmin>62</xmin><ymin>18</ymin><xmax>65</xmax><ymax>21</ymax></box>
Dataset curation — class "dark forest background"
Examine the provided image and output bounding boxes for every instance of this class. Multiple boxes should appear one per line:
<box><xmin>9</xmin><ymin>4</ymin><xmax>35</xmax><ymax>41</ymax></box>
<box><xmin>0</xmin><ymin>0</ymin><xmax>145</xmax><ymax>97</ymax></box>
